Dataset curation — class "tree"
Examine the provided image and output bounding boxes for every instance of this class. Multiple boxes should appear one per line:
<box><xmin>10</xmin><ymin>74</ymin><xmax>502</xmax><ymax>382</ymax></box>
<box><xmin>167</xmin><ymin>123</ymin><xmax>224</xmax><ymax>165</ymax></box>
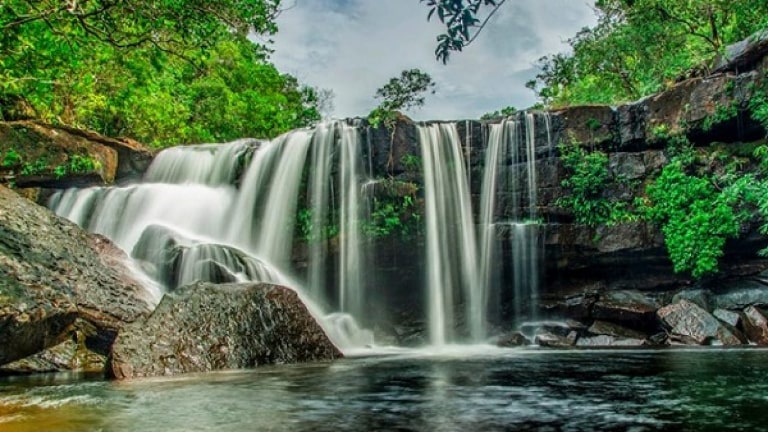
<box><xmin>368</xmin><ymin>69</ymin><xmax>436</xmax><ymax>128</ymax></box>
<box><xmin>0</xmin><ymin>0</ymin><xmax>322</xmax><ymax>146</ymax></box>
<box><xmin>1</xmin><ymin>0</ymin><xmax>281</xmax><ymax>54</ymax></box>
<box><xmin>480</xmin><ymin>105</ymin><xmax>516</xmax><ymax>120</ymax></box>
<box><xmin>368</xmin><ymin>69</ymin><xmax>436</xmax><ymax>173</ymax></box>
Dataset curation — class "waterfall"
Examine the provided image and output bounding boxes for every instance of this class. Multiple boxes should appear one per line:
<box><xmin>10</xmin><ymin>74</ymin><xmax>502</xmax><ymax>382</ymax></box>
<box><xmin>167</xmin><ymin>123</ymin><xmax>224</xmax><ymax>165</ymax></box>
<box><xmin>507</xmin><ymin>113</ymin><xmax>544</xmax><ymax>324</ymax></box>
<box><xmin>339</xmin><ymin>125</ymin><xmax>365</xmax><ymax>318</ymax></box>
<box><xmin>477</xmin><ymin>119</ymin><xmax>515</xmax><ymax>334</ymax></box>
<box><xmin>50</xmin><ymin>114</ymin><xmax>550</xmax><ymax>350</ymax></box>
<box><xmin>50</xmin><ymin>121</ymin><xmax>373</xmax><ymax>351</ymax></box>
<box><xmin>419</xmin><ymin>123</ymin><xmax>481</xmax><ymax>345</ymax></box>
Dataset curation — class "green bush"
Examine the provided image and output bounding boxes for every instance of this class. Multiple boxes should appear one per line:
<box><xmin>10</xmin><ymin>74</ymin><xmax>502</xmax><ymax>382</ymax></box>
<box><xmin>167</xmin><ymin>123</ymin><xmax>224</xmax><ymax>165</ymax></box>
<box><xmin>643</xmin><ymin>156</ymin><xmax>748</xmax><ymax>278</ymax></box>
<box><xmin>556</xmin><ymin>141</ymin><xmax>633</xmax><ymax>226</ymax></box>
<box><xmin>2</xmin><ymin>148</ymin><xmax>21</xmax><ymax>167</ymax></box>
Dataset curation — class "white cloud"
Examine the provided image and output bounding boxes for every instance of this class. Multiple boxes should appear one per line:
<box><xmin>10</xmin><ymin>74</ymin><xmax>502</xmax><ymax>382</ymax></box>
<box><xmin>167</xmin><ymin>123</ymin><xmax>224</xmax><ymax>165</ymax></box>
<box><xmin>270</xmin><ymin>0</ymin><xmax>597</xmax><ymax>120</ymax></box>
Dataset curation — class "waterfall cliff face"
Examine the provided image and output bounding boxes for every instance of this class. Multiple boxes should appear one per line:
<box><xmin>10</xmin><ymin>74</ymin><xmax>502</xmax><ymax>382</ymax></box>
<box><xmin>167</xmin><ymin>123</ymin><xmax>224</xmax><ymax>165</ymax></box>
<box><xmin>50</xmin><ymin>116</ymin><xmax>552</xmax><ymax>348</ymax></box>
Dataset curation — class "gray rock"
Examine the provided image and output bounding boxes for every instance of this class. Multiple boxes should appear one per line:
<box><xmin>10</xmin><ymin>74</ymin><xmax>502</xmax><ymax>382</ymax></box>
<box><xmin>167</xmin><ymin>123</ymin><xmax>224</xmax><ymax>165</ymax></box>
<box><xmin>657</xmin><ymin>300</ymin><xmax>745</xmax><ymax>346</ymax></box>
<box><xmin>712</xmin><ymin>280</ymin><xmax>768</xmax><ymax>310</ymax></box>
<box><xmin>0</xmin><ymin>185</ymin><xmax>151</xmax><ymax>367</ymax></box>
<box><xmin>576</xmin><ymin>335</ymin><xmax>646</xmax><ymax>347</ymax></box>
<box><xmin>535</xmin><ymin>330</ymin><xmax>578</xmax><ymax>348</ymax></box>
<box><xmin>109</xmin><ymin>282</ymin><xmax>342</xmax><ymax>379</ymax></box>
<box><xmin>132</xmin><ymin>224</ymin><xmax>278</xmax><ymax>290</ymax></box>
<box><xmin>713</xmin><ymin>29</ymin><xmax>768</xmax><ymax>73</ymax></box>
<box><xmin>742</xmin><ymin>306</ymin><xmax>768</xmax><ymax>345</ymax></box>
<box><xmin>713</xmin><ymin>309</ymin><xmax>741</xmax><ymax>328</ymax></box>
<box><xmin>672</xmin><ymin>289</ymin><xmax>712</xmax><ymax>311</ymax></box>
<box><xmin>593</xmin><ymin>290</ymin><xmax>659</xmax><ymax>330</ymax></box>
<box><xmin>609</xmin><ymin>153</ymin><xmax>646</xmax><ymax>180</ymax></box>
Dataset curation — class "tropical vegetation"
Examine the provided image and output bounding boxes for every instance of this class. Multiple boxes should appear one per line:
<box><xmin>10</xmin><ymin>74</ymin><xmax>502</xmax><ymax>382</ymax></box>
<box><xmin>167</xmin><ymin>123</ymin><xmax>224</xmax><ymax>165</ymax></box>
<box><xmin>0</xmin><ymin>0</ymin><xmax>321</xmax><ymax>147</ymax></box>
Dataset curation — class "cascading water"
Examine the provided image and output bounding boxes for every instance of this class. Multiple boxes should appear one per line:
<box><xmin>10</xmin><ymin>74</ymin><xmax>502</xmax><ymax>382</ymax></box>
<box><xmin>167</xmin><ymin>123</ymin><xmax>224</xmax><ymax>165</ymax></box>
<box><xmin>50</xmin><ymin>114</ymin><xmax>551</xmax><ymax>350</ymax></box>
<box><xmin>50</xmin><ymin>121</ymin><xmax>373</xmax><ymax>351</ymax></box>
<box><xmin>416</xmin><ymin>113</ymin><xmax>547</xmax><ymax>344</ymax></box>
<box><xmin>418</xmin><ymin>123</ymin><xmax>481</xmax><ymax>345</ymax></box>
<box><xmin>489</xmin><ymin>113</ymin><xmax>545</xmax><ymax>325</ymax></box>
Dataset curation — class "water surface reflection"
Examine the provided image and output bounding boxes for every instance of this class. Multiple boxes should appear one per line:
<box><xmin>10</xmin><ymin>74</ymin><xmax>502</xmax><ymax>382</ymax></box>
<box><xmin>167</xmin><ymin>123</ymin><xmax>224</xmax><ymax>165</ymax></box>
<box><xmin>2</xmin><ymin>348</ymin><xmax>768</xmax><ymax>431</ymax></box>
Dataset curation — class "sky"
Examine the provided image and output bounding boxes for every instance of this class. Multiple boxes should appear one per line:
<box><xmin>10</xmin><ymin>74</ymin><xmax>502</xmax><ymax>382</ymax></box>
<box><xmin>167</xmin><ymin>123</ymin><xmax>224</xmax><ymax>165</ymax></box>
<box><xmin>269</xmin><ymin>0</ymin><xmax>598</xmax><ymax>120</ymax></box>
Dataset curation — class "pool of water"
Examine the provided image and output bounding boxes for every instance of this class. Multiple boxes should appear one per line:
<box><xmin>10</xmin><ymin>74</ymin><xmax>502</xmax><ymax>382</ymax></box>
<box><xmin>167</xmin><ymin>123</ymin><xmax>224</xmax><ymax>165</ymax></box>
<box><xmin>2</xmin><ymin>347</ymin><xmax>768</xmax><ymax>431</ymax></box>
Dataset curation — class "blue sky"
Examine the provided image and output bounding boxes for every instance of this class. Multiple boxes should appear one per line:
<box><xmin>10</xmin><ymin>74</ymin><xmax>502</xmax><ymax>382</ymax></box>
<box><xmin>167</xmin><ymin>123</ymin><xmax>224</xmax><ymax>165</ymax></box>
<box><xmin>270</xmin><ymin>0</ymin><xmax>597</xmax><ymax>120</ymax></box>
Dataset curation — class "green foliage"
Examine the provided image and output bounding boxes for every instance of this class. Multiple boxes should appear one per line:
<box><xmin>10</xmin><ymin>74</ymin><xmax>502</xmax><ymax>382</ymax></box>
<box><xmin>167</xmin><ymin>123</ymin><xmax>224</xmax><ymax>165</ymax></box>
<box><xmin>0</xmin><ymin>1</ymin><xmax>321</xmax><ymax>147</ymax></box>
<box><xmin>480</xmin><ymin>106</ymin><xmax>517</xmax><ymax>120</ymax></box>
<box><xmin>586</xmin><ymin>117</ymin><xmax>602</xmax><ymax>131</ymax></box>
<box><xmin>20</xmin><ymin>158</ymin><xmax>48</xmax><ymax>176</ymax></box>
<box><xmin>368</xmin><ymin>69</ymin><xmax>436</xmax><ymax>128</ymax></box>
<box><xmin>643</xmin><ymin>156</ymin><xmax>748</xmax><ymax>278</ymax></box>
<box><xmin>525</xmin><ymin>0</ymin><xmax>768</xmax><ymax>106</ymax></box>
<box><xmin>556</xmin><ymin>140</ymin><xmax>633</xmax><ymax>226</ymax></box>
<box><xmin>2</xmin><ymin>149</ymin><xmax>21</xmax><ymax>167</ymax></box>
<box><xmin>748</xmin><ymin>86</ymin><xmax>768</xmax><ymax>133</ymax></box>
<box><xmin>367</xmin><ymin>107</ymin><xmax>399</xmax><ymax>130</ymax></box>
<box><xmin>363</xmin><ymin>194</ymin><xmax>421</xmax><ymax>238</ymax></box>
<box><xmin>295</xmin><ymin>207</ymin><xmax>339</xmax><ymax>243</ymax></box>
<box><xmin>400</xmin><ymin>154</ymin><xmax>422</xmax><ymax>171</ymax></box>
<box><xmin>701</xmin><ymin>102</ymin><xmax>738</xmax><ymax>132</ymax></box>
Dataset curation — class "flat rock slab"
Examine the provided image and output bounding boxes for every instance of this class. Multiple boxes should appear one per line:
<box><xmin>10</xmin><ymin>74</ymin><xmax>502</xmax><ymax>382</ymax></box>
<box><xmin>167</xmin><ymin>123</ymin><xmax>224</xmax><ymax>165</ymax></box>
<box><xmin>592</xmin><ymin>290</ymin><xmax>659</xmax><ymax>330</ymax></box>
<box><xmin>576</xmin><ymin>335</ymin><xmax>646</xmax><ymax>347</ymax></box>
<box><xmin>109</xmin><ymin>282</ymin><xmax>342</xmax><ymax>379</ymax></box>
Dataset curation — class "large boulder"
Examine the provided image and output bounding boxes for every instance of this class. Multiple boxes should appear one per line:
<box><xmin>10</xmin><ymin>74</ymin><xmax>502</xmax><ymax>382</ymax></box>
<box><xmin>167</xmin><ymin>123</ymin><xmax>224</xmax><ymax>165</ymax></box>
<box><xmin>657</xmin><ymin>300</ymin><xmax>745</xmax><ymax>346</ymax></box>
<box><xmin>0</xmin><ymin>185</ymin><xmax>152</xmax><ymax>368</ymax></box>
<box><xmin>109</xmin><ymin>282</ymin><xmax>342</xmax><ymax>379</ymax></box>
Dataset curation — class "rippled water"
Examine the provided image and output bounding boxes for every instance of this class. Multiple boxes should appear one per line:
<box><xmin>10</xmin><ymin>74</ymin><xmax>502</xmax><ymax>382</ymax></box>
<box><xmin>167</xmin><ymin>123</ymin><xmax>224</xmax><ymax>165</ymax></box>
<box><xmin>2</xmin><ymin>348</ymin><xmax>768</xmax><ymax>431</ymax></box>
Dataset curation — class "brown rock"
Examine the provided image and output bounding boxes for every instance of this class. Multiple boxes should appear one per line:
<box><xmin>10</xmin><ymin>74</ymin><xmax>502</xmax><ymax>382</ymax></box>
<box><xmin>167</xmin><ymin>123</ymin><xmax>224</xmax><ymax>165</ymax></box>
<box><xmin>742</xmin><ymin>306</ymin><xmax>768</xmax><ymax>345</ymax></box>
<box><xmin>0</xmin><ymin>121</ymin><xmax>153</xmax><ymax>190</ymax></box>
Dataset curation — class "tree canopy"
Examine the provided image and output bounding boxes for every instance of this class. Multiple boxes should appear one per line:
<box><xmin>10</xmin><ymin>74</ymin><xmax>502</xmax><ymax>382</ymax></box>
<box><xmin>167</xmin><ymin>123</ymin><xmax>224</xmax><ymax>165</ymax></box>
<box><xmin>0</xmin><ymin>0</ymin><xmax>321</xmax><ymax>147</ymax></box>
<box><xmin>368</xmin><ymin>68</ymin><xmax>436</xmax><ymax>128</ymax></box>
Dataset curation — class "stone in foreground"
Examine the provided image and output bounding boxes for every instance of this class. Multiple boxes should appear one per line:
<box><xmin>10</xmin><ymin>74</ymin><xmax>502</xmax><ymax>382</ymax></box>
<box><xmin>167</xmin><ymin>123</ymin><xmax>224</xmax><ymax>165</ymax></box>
<box><xmin>657</xmin><ymin>300</ymin><xmax>745</xmax><ymax>346</ymax></box>
<box><xmin>109</xmin><ymin>282</ymin><xmax>342</xmax><ymax>379</ymax></box>
<box><xmin>0</xmin><ymin>185</ymin><xmax>151</xmax><ymax>368</ymax></box>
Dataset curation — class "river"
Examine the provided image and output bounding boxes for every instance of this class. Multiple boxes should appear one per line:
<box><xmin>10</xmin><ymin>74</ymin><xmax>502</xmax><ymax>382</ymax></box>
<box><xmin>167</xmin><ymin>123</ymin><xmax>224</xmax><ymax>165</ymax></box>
<box><xmin>2</xmin><ymin>347</ymin><xmax>768</xmax><ymax>431</ymax></box>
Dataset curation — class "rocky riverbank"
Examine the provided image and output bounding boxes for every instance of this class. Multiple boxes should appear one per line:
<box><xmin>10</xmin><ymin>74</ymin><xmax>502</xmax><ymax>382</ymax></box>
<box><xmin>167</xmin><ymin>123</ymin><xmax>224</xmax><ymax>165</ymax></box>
<box><xmin>0</xmin><ymin>184</ymin><xmax>342</xmax><ymax>378</ymax></box>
